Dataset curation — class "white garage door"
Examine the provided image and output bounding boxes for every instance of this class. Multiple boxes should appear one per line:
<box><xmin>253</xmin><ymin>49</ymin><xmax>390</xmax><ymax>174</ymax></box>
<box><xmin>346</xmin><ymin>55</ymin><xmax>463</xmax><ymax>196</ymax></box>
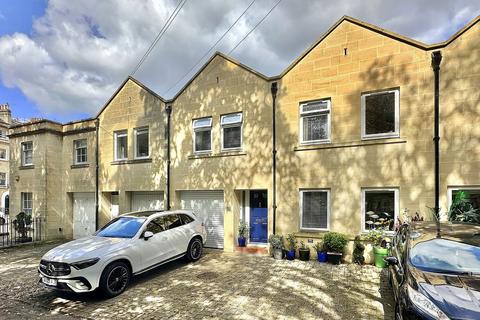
<box><xmin>131</xmin><ymin>192</ymin><xmax>164</xmax><ymax>212</ymax></box>
<box><xmin>73</xmin><ymin>193</ymin><xmax>96</xmax><ymax>239</ymax></box>
<box><xmin>181</xmin><ymin>190</ymin><xmax>224</xmax><ymax>249</ymax></box>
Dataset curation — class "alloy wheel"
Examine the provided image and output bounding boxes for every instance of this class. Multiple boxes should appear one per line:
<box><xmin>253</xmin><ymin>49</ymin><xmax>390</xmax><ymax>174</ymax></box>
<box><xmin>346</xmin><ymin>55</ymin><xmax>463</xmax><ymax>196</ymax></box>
<box><xmin>107</xmin><ymin>266</ymin><xmax>129</xmax><ymax>294</ymax></box>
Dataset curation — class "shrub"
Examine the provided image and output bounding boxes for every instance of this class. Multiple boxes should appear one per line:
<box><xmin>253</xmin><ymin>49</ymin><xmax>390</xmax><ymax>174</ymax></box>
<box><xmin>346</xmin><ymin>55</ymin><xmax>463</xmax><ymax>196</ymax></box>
<box><xmin>268</xmin><ymin>234</ymin><xmax>284</xmax><ymax>250</ymax></box>
<box><xmin>298</xmin><ymin>240</ymin><xmax>308</xmax><ymax>250</ymax></box>
<box><xmin>312</xmin><ymin>241</ymin><xmax>323</xmax><ymax>252</ymax></box>
<box><xmin>365</xmin><ymin>228</ymin><xmax>386</xmax><ymax>247</ymax></box>
<box><xmin>238</xmin><ymin>221</ymin><xmax>248</xmax><ymax>238</ymax></box>
<box><xmin>323</xmin><ymin>232</ymin><xmax>348</xmax><ymax>253</ymax></box>
<box><xmin>285</xmin><ymin>233</ymin><xmax>297</xmax><ymax>251</ymax></box>
<box><xmin>352</xmin><ymin>235</ymin><xmax>365</xmax><ymax>265</ymax></box>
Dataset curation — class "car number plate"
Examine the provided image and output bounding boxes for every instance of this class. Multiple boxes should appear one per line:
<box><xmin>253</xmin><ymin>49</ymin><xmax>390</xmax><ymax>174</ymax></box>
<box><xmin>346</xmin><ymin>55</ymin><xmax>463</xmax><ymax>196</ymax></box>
<box><xmin>42</xmin><ymin>277</ymin><xmax>57</xmax><ymax>286</ymax></box>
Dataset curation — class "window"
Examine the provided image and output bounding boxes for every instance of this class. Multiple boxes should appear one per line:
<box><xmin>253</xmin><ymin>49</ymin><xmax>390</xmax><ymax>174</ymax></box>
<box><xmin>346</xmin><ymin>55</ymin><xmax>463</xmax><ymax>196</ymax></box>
<box><xmin>0</xmin><ymin>148</ymin><xmax>7</xmax><ymax>160</ymax></box>
<box><xmin>114</xmin><ymin>130</ymin><xmax>128</xmax><ymax>160</ymax></box>
<box><xmin>300</xmin><ymin>99</ymin><xmax>331</xmax><ymax>143</ymax></box>
<box><xmin>97</xmin><ymin>217</ymin><xmax>146</xmax><ymax>238</ymax></box>
<box><xmin>135</xmin><ymin>127</ymin><xmax>149</xmax><ymax>158</ymax></box>
<box><xmin>449</xmin><ymin>188</ymin><xmax>480</xmax><ymax>211</ymax></box>
<box><xmin>0</xmin><ymin>130</ymin><xmax>6</xmax><ymax>139</ymax></box>
<box><xmin>193</xmin><ymin>117</ymin><xmax>212</xmax><ymax>153</ymax></box>
<box><xmin>145</xmin><ymin>217</ymin><xmax>166</xmax><ymax>234</ymax></box>
<box><xmin>180</xmin><ymin>214</ymin><xmax>194</xmax><ymax>224</ymax></box>
<box><xmin>362</xmin><ymin>188</ymin><xmax>398</xmax><ymax>232</ymax></box>
<box><xmin>300</xmin><ymin>190</ymin><xmax>329</xmax><ymax>230</ymax></box>
<box><xmin>74</xmin><ymin>139</ymin><xmax>88</xmax><ymax>164</ymax></box>
<box><xmin>163</xmin><ymin>214</ymin><xmax>184</xmax><ymax>230</ymax></box>
<box><xmin>361</xmin><ymin>89</ymin><xmax>399</xmax><ymax>139</ymax></box>
<box><xmin>21</xmin><ymin>192</ymin><xmax>33</xmax><ymax>215</ymax></box>
<box><xmin>21</xmin><ymin>141</ymin><xmax>33</xmax><ymax>166</ymax></box>
<box><xmin>0</xmin><ymin>173</ymin><xmax>6</xmax><ymax>187</ymax></box>
<box><xmin>221</xmin><ymin>113</ymin><xmax>242</xmax><ymax>150</ymax></box>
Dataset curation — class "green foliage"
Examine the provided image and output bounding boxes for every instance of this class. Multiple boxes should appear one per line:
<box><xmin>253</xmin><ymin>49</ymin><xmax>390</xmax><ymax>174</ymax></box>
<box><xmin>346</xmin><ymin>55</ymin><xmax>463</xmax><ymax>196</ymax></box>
<box><xmin>285</xmin><ymin>233</ymin><xmax>297</xmax><ymax>251</ymax></box>
<box><xmin>365</xmin><ymin>228</ymin><xmax>386</xmax><ymax>247</ymax></box>
<box><xmin>448</xmin><ymin>191</ymin><xmax>480</xmax><ymax>223</ymax></box>
<box><xmin>322</xmin><ymin>232</ymin><xmax>348</xmax><ymax>253</ymax></box>
<box><xmin>238</xmin><ymin>221</ymin><xmax>248</xmax><ymax>237</ymax></box>
<box><xmin>13</xmin><ymin>212</ymin><xmax>32</xmax><ymax>238</ymax></box>
<box><xmin>268</xmin><ymin>234</ymin><xmax>284</xmax><ymax>250</ymax></box>
<box><xmin>298</xmin><ymin>240</ymin><xmax>308</xmax><ymax>250</ymax></box>
<box><xmin>353</xmin><ymin>235</ymin><xmax>365</xmax><ymax>265</ymax></box>
<box><xmin>312</xmin><ymin>241</ymin><xmax>323</xmax><ymax>252</ymax></box>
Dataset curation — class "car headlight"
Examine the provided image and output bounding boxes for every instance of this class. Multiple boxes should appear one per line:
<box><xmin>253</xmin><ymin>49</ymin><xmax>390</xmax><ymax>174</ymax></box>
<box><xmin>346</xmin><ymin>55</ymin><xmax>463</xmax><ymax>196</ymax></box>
<box><xmin>407</xmin><ymin>285</ymin><xmax>449</xmax><ymax>320</ymax></box>
<box><xmin>70</xmin><ymin>258</ymin><xmax>100</xmax><ymax>270</ymax></box>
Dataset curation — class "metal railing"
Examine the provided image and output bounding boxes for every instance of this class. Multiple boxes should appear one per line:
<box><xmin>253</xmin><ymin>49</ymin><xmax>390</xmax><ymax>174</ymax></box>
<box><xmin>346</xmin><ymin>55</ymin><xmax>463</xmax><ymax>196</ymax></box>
<box><xmin>0</xmin><ymin>215</ymin><xmax>43</xmax><ymax>248</ymax></box>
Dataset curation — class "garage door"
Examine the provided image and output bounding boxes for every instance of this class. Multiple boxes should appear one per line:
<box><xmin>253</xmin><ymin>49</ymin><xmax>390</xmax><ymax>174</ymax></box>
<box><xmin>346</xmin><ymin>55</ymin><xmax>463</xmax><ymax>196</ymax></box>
<box><xmin>131</xmin><ymin>192</ymin><xmax>164</xmax><ymax>212</ymax></box>
<box><xmin>181</xmin><ymin>191</ymin><xmax>224</xmax><ymax>248</ymax></box>
<box><xmin>73</xmin><ymin>193</ymin><xmax>96</xmax><ymax>239</ymax></box>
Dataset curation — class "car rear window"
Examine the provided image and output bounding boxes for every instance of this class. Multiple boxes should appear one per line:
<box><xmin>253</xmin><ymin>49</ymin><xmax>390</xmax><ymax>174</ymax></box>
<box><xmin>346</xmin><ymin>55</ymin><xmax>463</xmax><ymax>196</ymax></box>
<box><xmin>410</xmin><ymin>238</ymin><xmax>480</xmax><ymax>274</ymax></box>
<box><xmin>97</xmin><ymin>217</ymin><xmax>146</xmax><ymax>238</ymax></box>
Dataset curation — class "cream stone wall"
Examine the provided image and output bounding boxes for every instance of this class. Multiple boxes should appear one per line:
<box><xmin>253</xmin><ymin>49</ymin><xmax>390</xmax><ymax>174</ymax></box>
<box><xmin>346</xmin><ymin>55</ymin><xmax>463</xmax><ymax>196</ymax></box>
<box><xmin>0</xmin><ymin>124</ymin><xmax>10</xmax><ymax>207</ymax></box>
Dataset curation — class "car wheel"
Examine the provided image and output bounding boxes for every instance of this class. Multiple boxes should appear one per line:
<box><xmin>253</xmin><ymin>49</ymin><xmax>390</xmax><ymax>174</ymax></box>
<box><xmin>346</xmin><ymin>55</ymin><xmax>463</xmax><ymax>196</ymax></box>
<box><xmin>99</xmin><ymin>261</ymin><xmax>130</xmax><ymax>298</ymax></box>
<box><xmin>185</xmin><ymin>237</ymin><xmax>203</xmax><ymax>262</ymax></box>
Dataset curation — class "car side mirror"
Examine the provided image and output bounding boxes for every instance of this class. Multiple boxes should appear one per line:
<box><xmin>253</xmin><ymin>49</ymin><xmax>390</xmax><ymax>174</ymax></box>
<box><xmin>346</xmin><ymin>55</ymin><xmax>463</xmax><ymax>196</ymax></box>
<box><xmin>384</xmin><ymin>256</ymin><xmax>398</xmax><ymax>266</ymax></box>
<box><xmin>143</xmin><ymin>231</ymin><xmax>154</xmax><ymax>240</ymax></box>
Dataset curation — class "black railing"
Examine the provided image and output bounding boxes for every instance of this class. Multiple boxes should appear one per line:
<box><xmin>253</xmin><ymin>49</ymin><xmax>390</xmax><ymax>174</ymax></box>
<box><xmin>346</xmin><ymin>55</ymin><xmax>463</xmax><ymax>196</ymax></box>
<box><xmin>0</xmin><ymin>216</ymin><xmax>43</xmax><ymax>248</ymax></box>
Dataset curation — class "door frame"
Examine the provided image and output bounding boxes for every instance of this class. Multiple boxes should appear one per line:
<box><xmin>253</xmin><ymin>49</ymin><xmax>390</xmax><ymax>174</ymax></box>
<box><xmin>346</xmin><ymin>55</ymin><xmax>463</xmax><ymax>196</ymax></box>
<box><xmin>241</xmin><ymin>189</ymin><xmax>268</xmax><ymax>245</ymax></box>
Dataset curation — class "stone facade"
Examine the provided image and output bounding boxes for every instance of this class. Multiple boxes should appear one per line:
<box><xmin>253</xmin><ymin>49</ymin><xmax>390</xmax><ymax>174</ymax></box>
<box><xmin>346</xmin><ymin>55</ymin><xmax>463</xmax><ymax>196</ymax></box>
<box><xmin>8</xmin><ymin>16</ymin><xmax>480</xmax><ymax>256</ymax></box>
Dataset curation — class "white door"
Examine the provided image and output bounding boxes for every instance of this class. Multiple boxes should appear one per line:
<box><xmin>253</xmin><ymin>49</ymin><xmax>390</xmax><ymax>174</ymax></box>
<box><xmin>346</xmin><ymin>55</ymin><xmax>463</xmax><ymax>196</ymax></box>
<box><xmin>131</xmin><ymin>192</ymin><xmax>164</xmax><ymax>212</ymax></box>
<box><xmin>73</xmin><ymin>193</ymin><xmax>96</xmax><ymax>239</ymax></box>
<box><xmin>180</xmin><ymin>191</ymin><xmax>224</xmax><ymax>248</ymax></box>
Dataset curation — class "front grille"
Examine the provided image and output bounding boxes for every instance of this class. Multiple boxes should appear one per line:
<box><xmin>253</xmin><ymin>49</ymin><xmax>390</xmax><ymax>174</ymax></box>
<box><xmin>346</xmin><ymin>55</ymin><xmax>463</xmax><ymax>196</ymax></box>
<box><xmin>39</xmin><ymin>260</ymin><xmax>71</xmax><ymax>276</ymax></box>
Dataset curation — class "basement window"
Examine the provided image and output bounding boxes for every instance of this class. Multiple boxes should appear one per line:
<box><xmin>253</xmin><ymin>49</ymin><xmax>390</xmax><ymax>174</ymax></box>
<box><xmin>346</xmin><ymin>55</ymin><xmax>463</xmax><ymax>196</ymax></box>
<box><xmin>193</xmin><ymin>117</ymin><xmax>212</xmax><ymax>153</ymax></box>
<box><xmin>300</xmin><ymin>189</ymin><xmax>330</xmax><ymax>231</ymax></box>
<box><xmin>361</xmin><ymin>89</ymin><xmax>399</xmax><ymax>139</ymax></box>
<box><xmin>221</xmin><ymin>112</ymin><xmax>242</xmax><ymax>150</ymax></box>
<box><xmin>135</xmin><ymin>127</ymin><xmax>149</xmax><ymax>159</ymax></box>
<box><xmin>114</xmin><ymin>130</ymin><xmax>128</xmax><ymax>160</ymax></box>
<box><xmin>299</xmin><ymin>99</ymin><xmax>331</xmax><ymax>144</ymax></box>
<box><xmin>21</xmin><ymin>141</ymin><xmax>33</xmax><ymax>166</ymax></box>
<box><xmin>362</xmin><ymin>188</ymin><xmax>398</xmax><ymax>232</ymax></box>
<box><xmin>74</xmin><ymin>139</ymin><xmax>88</xmax><ymax>164</ymax></box>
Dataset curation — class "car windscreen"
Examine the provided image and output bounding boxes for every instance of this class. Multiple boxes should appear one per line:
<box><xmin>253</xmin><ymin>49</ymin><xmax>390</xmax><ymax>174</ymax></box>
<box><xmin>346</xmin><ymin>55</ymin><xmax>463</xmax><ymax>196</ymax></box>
<box><xmin>96</xmin><ymin>217</ymin><xmax>146</xmax><ymax>238</ymax></box>
<box><xmin>410</xmin><ymin>238</ymin><xmax>480</xmax><ymax>274</ymax></box>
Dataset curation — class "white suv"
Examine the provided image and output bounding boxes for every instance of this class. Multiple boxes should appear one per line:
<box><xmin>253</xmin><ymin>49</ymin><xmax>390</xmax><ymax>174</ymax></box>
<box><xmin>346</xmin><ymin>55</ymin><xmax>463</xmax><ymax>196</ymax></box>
<box><xmin>38</xmin><ymin>210</ymin><xmax>206</xmax><ymax>297</ymax></box>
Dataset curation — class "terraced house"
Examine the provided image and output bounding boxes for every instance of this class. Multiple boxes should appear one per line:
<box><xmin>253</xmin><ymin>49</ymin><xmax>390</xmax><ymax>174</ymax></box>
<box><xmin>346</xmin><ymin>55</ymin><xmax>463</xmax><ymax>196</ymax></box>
<box><xmin>8</xmin><ymin>16</ymin><xmax>480</xmax><ymax>257</ymax></box>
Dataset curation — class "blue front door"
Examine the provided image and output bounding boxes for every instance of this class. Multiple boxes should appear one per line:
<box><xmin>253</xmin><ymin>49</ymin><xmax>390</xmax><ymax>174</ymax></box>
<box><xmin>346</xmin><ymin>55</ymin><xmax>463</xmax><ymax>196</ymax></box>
<box><xmin>250</xmin><ymin>190</ymin><xmax>268</xmax><ymax>243</ymax></box>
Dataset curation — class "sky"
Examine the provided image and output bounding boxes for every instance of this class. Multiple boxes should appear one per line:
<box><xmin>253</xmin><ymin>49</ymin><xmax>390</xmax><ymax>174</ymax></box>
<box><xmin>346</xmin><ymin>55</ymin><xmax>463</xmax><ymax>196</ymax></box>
<box><xmin>0</xmin><ymin>0</ymin><xmax>479</xmax><ymax>123</ymax></box>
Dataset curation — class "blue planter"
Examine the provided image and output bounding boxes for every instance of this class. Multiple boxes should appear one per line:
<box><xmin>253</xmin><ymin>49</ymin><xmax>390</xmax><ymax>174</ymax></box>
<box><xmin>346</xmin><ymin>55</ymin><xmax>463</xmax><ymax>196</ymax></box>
<box><xmin>286</xmin><ymin>250</ymin><xmax>295</xmax><ymax>260</ymax></box>
<box><xmin>317</xmin><ymin>251</ymin><xmax>328</xmax><ymax>262</ymax></box>
<box><xmin>238</xmin><ymin>236</ymin><xmax>246</xmax><ymax>247</ymax></box>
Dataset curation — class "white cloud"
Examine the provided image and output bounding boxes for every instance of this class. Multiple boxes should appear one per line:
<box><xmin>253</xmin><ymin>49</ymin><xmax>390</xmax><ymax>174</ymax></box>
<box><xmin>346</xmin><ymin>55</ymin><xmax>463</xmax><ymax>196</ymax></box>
<box><xmin>0</xmin><ymin>0</ymin><xmax>478</xmax><ymax>118</ymax></box>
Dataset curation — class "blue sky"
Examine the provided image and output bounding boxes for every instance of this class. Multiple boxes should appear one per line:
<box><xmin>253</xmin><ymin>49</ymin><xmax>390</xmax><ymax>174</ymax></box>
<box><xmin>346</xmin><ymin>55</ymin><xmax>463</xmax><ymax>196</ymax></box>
<box><xmin>0</xmin><ymin>1</ymin><xmax>478</xmax><ymax>123</ymax></box>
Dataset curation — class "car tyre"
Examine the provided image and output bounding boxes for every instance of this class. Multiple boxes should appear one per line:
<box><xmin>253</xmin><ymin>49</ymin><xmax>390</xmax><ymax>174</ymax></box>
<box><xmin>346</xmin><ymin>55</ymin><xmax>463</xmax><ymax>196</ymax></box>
<box><xmin>99</xmin><ymin>261</ymin><xmax>131</xmax><ymax>298</ymax></box>
<box><xmin>185</xmin><ymin>237</ymin><xmax>203</xmax><ymax>262</ymax></box>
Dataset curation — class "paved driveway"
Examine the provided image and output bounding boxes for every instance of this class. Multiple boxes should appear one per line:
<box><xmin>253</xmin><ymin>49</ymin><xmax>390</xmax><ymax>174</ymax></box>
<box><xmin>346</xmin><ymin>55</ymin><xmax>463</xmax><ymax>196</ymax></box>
<box><xmin>0</xmin><ymin>242</ymin><xmax>394</xmax><ymax>319</ymax></box>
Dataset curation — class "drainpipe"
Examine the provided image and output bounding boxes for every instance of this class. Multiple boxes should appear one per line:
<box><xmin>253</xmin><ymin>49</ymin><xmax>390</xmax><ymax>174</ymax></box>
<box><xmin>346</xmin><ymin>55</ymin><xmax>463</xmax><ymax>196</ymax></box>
<box><xmin>271</xmin><ymin>82</ymin><xmax>278</xmax><ymax>235</ymax></box>
<box><xmin>165</xmin><ymin>104</ymin><xmax>172</xmax><ymax>210</ymax></box>
<box><xmin>431</xmin><ymin>51</ymin><xmax>442</xmax><ymax>237</ymax></box>
<box><xmin>95</xmin><ymin>118</ymin><xmax>100</xmax><ymax>230</ymax></box>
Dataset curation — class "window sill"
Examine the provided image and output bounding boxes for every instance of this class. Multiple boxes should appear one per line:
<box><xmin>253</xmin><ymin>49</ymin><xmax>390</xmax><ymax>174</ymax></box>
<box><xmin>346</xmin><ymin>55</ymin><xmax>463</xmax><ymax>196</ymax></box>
<box><xmin>188</xmin><ymin>151</ymin><xmax>247</xmax><ymax>160</ymax></box>
<box><xmin>361</xmin><ymin>134</ymin><xmax>400</xmax><ymax>141</ymax></box>
<box><xmin>71</xmin><ymin>163</ymin><xmax>90</xmax><ymax>169</ymax></box>
<box><xmin>111</xmin><ymin>158</ymin><xmax>152</xmax><ymax>165</ymax></box>
<box><xmin>19</xmin><ymin>165</ymin><xmax>35</xmax><ymax>170</ymax></box>
<box><xmin>294</xmin><ymin>137</ymin><xmax>406</xmax><ymax>151</ymax></box>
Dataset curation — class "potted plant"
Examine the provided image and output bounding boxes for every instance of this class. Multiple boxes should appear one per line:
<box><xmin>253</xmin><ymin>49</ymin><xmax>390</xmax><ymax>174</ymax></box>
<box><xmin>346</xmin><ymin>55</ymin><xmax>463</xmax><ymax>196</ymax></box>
<box><xmin>312</xmin><ymin>241</ymin><xmax>327</xmax><ymax>262</ymax></box>
<box><xmin>365</xmin><ymin>228</ymin><xmax>389</xmax><ymax>268</ymax></box>
<box><xmin>298</xmin><ymin>240</ymin><xmax>310</xmax><ymax>261</ymax></box>
<box><xmin>285</xmin><ymin>233</ymin><xmax>297</xmax><ymax>260</ymax></box>
<box><xmin>13</xmin><ymin>212</ymin><xmax>33</xmax><ymax>243</ymax></box>
<box><xmin>352</xmin><ymin>235</ymin><xmax>365</xmax><ymax>265</ymax></box>
<box><xmin>323</xmin><ymin>232</ymin><xmax>348</xmax><ymax>265</ymax></box>
<box><xmin>238</xmin><ymin>221</ymin><xmax>248</xmax><ymax>247</ymax></box>
<box><xmin>268</xmin><ymin>234</ymin><xmax>284</xmax><ymax>260</ymax></box>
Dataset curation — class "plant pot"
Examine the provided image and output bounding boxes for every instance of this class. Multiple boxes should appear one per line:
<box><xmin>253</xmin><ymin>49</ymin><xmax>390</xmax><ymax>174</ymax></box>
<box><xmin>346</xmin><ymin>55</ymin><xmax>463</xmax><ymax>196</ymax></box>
<box><xmin>327</xmin><ymin>252</ymin><xmax>342</xmax><ymax>265</ymax></box>
<box><xmin>317</xmin><ymin>251</ymin><xmax>328</xmax><ymax>263</ymax></box>
<box><xmin>272</xmin><ymin>248</ymin><xmax>283</xmax><ymax>260</ymax></box>
<box><xmin>373</xmin><ymin>246</ymin><xmax>389</xmax><ymax>268</ymax></box>
<box><xmin>238</xmin><ymin>236</ymin><xmax>246</xmax><ymax>247</ymax></box>
<box><xmin>298</xmin><ymin>249</ymin><xmax>310</xmax><ymax>261</ymax></box>
<box><xmin>286</xmin><ymin>250</ymin><xmax>295</xmax><ymax>260</ymax></box>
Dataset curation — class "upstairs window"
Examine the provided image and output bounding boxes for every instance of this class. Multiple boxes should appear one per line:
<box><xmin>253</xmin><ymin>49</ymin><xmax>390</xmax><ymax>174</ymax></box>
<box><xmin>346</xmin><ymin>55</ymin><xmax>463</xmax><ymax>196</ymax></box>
<box><xmin>21</xmin><ymin>141</ymin><xmax>33</xmax><ymax>166</ymax></box>
<box><xmin>0</xmin><ymin>173</ymin><xmax>6</xmax><ymax>187</ymax></box>
<box><xmin>300</xmin><ymin>99</ymin><xmax>331</xmax><ymax>144</ymax></box>
<box><xmin>0</xmin><ymin>130</ymin><xmax>6</xmax><ymax>139</ymax></box>
<box><xmin>74</xmin><ymin>139</ymin><xmax>88</xmax><ymax>164</ymax></box>
<box><xmin>300</xmin><ymin>190</ymin><xmax>330</xmax><ymax>231</ymax></box>
<box><xmin>114</xmin><ymin>130</ymin><xmax>128</xmax><ymax>160</ymax></box>
<box><xmin>21</xmin><ymin>192</ymin><xmax>33</xmax><ymax>215</ymax></box>
<box><xmin>221</xmin><ymin>113</ymin><xmax>242</xmax><ymax>150</ymax></box>
<box><xmin>193</xmin><ymin>117</ymin><xmax>212</xmax><ymax>153</ymax></box>
<box><xmin>0</xmin><ymin>148</ymin><xmax>7</xmax><ymax>160</ymax></box>
<box><xmin>361</xmin><ymin>89</ymin><xmax>399</xmax><ymax>139</ymax></box>
<box><xmin>135</xmin><ymin>127</ymin><xmax>149</xmax><ymax>159</ymax></box>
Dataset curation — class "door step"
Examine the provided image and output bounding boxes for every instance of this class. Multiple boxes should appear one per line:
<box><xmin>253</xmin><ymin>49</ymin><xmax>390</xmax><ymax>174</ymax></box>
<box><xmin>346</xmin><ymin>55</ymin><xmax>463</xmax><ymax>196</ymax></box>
<box><xmin>235</xmin><ymin>245</ymin><xmax>269</xmax><ymax>255</ymax></box>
